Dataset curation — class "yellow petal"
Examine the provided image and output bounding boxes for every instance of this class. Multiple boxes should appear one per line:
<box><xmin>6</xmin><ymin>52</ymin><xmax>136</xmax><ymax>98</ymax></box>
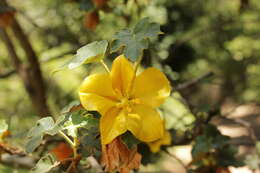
<box><xmin>147</xmin><ymin>130</ymin><xmax>171</xmax><ymax>153</ymax></box>
<box><xmin>132</xmin><ymin>68</ymin><xmax>171</xmax><ymax>108</ymax></box>
<box><xmin>127</xmin><ymin>105</ymin><xmax>164</xmax><ymax>142</ymax></box>
<box><xmin>100</xmin><ymin>107</ymin><xmax>127</xmax><ymax>145</ymax></box>
<box><xmin>79</xmin><ymin>74</ymin><xmax>117</xmax><ymax>115</ymax></box>
<box><xmin>79</xmin><ymin>93</ymin><xmax>116</xmax><ymax>115</ymax></box>
<box><xmin>111</xmin><ymin>55</ymin><xmax>135</xmax><ymax>97</ymax></box>
<box><xmin>79</xmin><ymin>74</ymin><xmax>116</xmax><ymax>99</ymax></box>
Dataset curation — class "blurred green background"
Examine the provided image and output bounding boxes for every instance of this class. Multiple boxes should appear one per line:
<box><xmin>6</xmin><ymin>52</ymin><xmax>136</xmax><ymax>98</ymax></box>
<box><xmin>0</xmin><ymin>0</ymin><xmax>260</xmax><ymax>172</ymax></box>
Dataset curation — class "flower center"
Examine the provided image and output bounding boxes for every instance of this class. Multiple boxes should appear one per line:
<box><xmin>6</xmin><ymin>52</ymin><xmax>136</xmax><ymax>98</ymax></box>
<box><xmin>116</xmin><ymin>97</ymin><xmax>140</xmax><ymax>113</ymax></box>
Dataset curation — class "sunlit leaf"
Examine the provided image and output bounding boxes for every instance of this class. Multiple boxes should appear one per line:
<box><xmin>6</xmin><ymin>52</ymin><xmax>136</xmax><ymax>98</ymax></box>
<box><xmin>61</xmin><ymin>100</ymin><xmax>81</xmax><ymax>113</ymax></box>
<box><xmin>31</xmin><ymin>154</ymin><xmax>59</xmax><ymax>173</ymax></box>
<box><xmin>26</xmin><ymin>135</ymin><xmax>43</xmax><ymax>153</ymax></box>
<box><xmin>64</xmin><ymin>110</ymin><xmax>98</xmax><ymax>138</ymax></box>
<box><xmin>111</xmin><ymin>17</ymin><xmax>161</xmax><ymax>61</ymax></box>
<box><xmin>68</xmin><ymin>40</ymin><xmax>108</xmax><ymax>69</ymax></box>
<box><xmin>47</xmin><ymin>114</ymin><xmax>71</xmax><ymax>136</ymax></box>
<box><xmin>27</xmin><ymin>117</ymin><xmax>55</xmax><ymax>137</ymax></box>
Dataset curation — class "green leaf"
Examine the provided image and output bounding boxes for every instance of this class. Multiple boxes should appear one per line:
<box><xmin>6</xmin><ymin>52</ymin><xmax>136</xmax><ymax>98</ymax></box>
<box><xmin>191</xmin><ymin>135</ymin><xmax>211</xmax><ymax>157</ymax></box>
<box><xmin>61</xmin><ymin>100</ymin><xmax>81</xmax><ymax>113</ymax></box>
<box><xmin>111</xmin><ymin>17</ymin><xmax>161</xmax><ymax>61</ymax></box>
<box><xmin>218</xmin><ymin>145</ymin><xmax>244</xmax><ymax>167</ymax></box>
<box><xmin>0</xmin><ymin>119</ymin><xmax>8</xmax><ymax>134</ymax></box>
<box><xmin>121</xmin><ymin>131</ymin><xmax>140</xmax><ymax>149</ymax></box>
<box><xmin>26</xmin><ymin>117</ymin><xmax>55</xmax><ymax>153</ymax></box>
<box><xmin>81</xmin><ymin>127</ymin><xmax>101</xmax><ymax>158</ymax></box>
<box><xmin>46</xmin><ymin>114</ymin><xmax>71</xmax><ymax>136</ymax></box>
<box><xmin>27</xmin><ymin>117</ymin><xmax>55</xmax><ymax>138</ymax></box>
<box><xmin>64</xmin><ymin>111</ymin><xmax>98</xmax><ymax>138</ymax></box>
<box><xmin>191</xmin><ymin>124</ymin><xmax>242</xmax><ymax>168</ymax></box>
<box><xmin>138</xmin><ymin>143</ymin><xmax>161</xmax><ymax>165</ymax></box>
<box><xmin>26</xmin><ymin>135</ymin><xmax>43</xmax><ymax>153</ymax></box>
<box><xmin>31</xmin><ymin>154</ymin><xmax>59</xmax><ymax>173</ymax></box>
<box><xmin>68</xmin><ymin>40</ymin><xmax>108</xmax><ymax>69</ymax></box>
<box><xmin>133</xmin><ymin>17</ymin><xmax>162</xmax><ymax>38</ymax></box>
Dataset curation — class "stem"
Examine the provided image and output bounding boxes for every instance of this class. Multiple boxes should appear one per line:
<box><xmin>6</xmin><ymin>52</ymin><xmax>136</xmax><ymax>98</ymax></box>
<box><xmin>73</xmin><ymin>137</ymin><xmax>79</xmax><ymax>159</ymax></box>
<box><xmin>127</xmin><ymin>54</ymin><xmax>143</xmax><ymax>96</ymax></box>
<box><xmin>100</xmin><ymin>60</ymin><xmax>110</xmax><ymax>73</ymax></box>
<box><xmin>133</xmin><ymin>54</ymin><xmax>143</xmax><ymax>74</ymax></box>
<box><xmin>59</xmin><ymin>131</ymin><xmax>74</xmax><ymax>147</ymax></box>
<box><xmin>59</xmin><ymin>129</ymin><xmax>80</xmax><ymax>173</ymax></box>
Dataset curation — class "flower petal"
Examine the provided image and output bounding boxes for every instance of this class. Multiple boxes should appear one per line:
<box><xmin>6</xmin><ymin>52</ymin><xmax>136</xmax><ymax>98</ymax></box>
<box><xmin>126</xmin><ymin>105</ymin><xmax>164</xmax><ymax>142</ymax></box>
<box><xmin>79</xmin><ymin>93</ymin><xmax>116</xmax><ymax>115</ymax></box>
<box><xmin>147</xmin><ymin>130</ymin><xmax>171</xmax><ymax>153</ymax></box>
<box><xmin>79</xmin><ymin>74</ymin><xmax>117</xmax><ymax>115</ymax></box>
<box><xmin>79</xmin><ymin>73</ymin><xmax>116</xmax><ymax>99</ymax></box>
<box><xmin>132</xmin><ymin>68</ymin><xmax>171</xmax><ymax>108</ymax></box>
<box><xmin>111</xmin><ymin>55</ymin><xmax>135</xmax><ymax>97</ymax></box>
<box><xmin>100</xmin><ymin>107</ymin><xmax>127</xmax><ymax>145</ymax></box>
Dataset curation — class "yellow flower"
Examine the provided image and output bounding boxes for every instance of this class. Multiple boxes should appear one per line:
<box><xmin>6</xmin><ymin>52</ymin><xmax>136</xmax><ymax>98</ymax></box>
<box><xmin>79</xmin><ymin>55</ymin><xmax>171</xmax><ymax>145</ymax></box>
<box><xmin>147</xmin><ymin>130</ymin><xmax>171</xmax><ymax>153</ymax></box>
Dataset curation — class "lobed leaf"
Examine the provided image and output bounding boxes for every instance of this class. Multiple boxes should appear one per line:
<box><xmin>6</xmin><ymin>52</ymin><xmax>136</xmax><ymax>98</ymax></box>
<box><xmin>26</xmin><ymin>117</ymin><xmax>55</xmax><ymax>153</ymax></box>
<box><xmin>27</xmin><ymin>117</ymin><xmax>55</xmax><ymax>138</ymax></box>
<box><xmin>64</xmin><ymin>110</ymin><xmax>98</xmax><ymax>137</ymax></box>
<box><xmin>68</xmin><ymin>40</ymin><xmax>108</xmax><ymax>69</ymax></box>
<box><xmin>111</xmin><ymin>17</ymin><xmax>161</xmax><ymax>61</ymax></box>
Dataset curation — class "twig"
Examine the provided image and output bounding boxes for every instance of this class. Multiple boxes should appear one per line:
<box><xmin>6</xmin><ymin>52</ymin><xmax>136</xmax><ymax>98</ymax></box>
<box><xmin>0</xmin><ymin>143</ymin><xmax>34</xmax><ymax>169</ymax></box>
<box><xmin>163</xmin><ymin>150</ymin><xmax>188</xmax><ymax>171</ymax></box>
<box><xmin>218</xmin><ymin>115</ymin><xmax>257</xmax><ymax>142</ymax></box>
<box><xmin>16</xmin><ymin>9</ymin><xmax>40</xmax><ymax>29</ymax></box>
<box><xmin>176</xmin><ymin>71</ymin><xmax>214</xmax><ymax>90</ymax></box>
<box><xmin>0</xmin><ymin>70</ymin><xmax>15</xmax><ymax>78</ymax></box>
<box><xmin>40</xmin><ymin>49</ymin><xmax>77</xmax><ymax>63</ymax></box>
<box><xmin>0</xmin><ymin>154</ymin><xmax>34</xmax><ymax>169</ymax></box>
<box><xmin>0</xmin><ymin>143</ymin><xmax>26</xmax><ymax>156</ymax></box>
<box><xmin>65</xmin><ymin>155</ymin><xmax>81</xmax><ymax>173</ymax></box>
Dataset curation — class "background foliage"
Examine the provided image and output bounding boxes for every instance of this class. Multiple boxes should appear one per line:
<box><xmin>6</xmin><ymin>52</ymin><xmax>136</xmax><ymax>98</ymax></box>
<box><xmin>0</xmin><ymin>0</ymin><xmax>260</xmax><ymax>172</ymax></box>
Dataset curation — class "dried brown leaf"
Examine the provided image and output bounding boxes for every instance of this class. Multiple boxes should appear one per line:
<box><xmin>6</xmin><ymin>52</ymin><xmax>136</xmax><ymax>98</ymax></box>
<box><xmin>101</xmin><ymin>137</ymin><xmax>141</xmax><ymax>173</ymax></box>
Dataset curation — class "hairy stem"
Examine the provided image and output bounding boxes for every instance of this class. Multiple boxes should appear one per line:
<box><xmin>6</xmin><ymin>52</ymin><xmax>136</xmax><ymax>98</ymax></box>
<box><xmin>100</xmin><ymin>60</ymin><xmax>110</xmax><ymax>73</ymax></box>
<box><xmin>127</xmin><ymin>54</ymin><xmax>143</xmax><ymax>96</ymax></box>
<box><xmin>59</xmin><ymin>131</ymin><xmax>74</xmax><ymax>147</ymax></box>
